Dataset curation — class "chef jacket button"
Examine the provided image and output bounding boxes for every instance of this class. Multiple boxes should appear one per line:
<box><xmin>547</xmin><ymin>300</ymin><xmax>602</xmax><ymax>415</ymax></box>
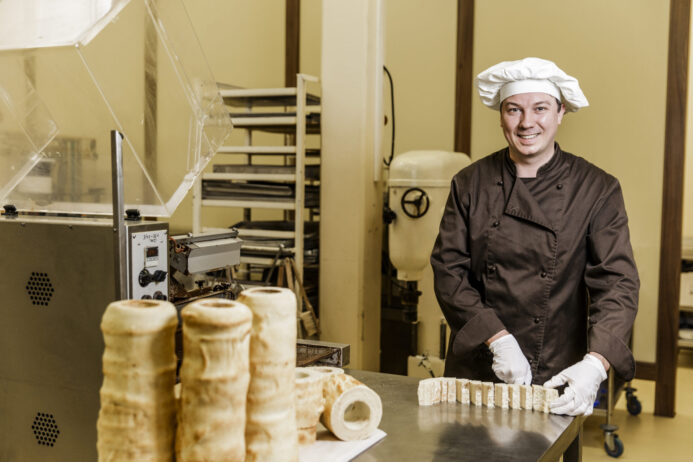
<box><xmin>556</xmin><ymin>183</ymin><xmax>563</xmax><ymax>190</ymax></box>
<box><xmin>492</xmin><ymin>221</ymin><xmax>500</xmax><ymax>227</ymax></box>
<box><xmin>540</xmin><ymin>271</ymin><xmax>547</xmax><ymax>278</ymax></box>
<box><xmin>497</xmin><ymin>180</ymin><xmax>504</xmax><ymax>186</ymax></box>
<box><xmin>534</xmin><ymin>317</ymin><xmax>540</xmax><ymax>324</ymax></box>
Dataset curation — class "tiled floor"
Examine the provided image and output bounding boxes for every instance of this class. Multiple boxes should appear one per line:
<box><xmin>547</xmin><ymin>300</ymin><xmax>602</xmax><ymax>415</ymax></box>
<box><xmin>580</xmin><ymin>350</ymin><xmax>693</xmax><ymax>461</ymax></box>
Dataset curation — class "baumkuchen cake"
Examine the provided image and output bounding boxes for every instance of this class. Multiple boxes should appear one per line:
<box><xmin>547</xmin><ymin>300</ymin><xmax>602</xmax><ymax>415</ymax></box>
<box><xmin>320</xmin><ymin>373</ymin><xmax>383</xmax><ymax>441</ymax></box>
<box><xmin>177</xmin><ymin>298</ymin><xmax>252</xmax><ymax>462</ymax></box>
<box><xmin>294</xmin><ymin>367</ymin><xmax>326</xmax><ymax>445</ymax></box>
<box><xmin>97</xmin><ymin>299</ymin><xmax>178</xmax><ymax>462</ymax></box>
<box><xmin>238</xmin><ymin>287</ymin><xmax>298</xmax><ymax>462</ymax></box>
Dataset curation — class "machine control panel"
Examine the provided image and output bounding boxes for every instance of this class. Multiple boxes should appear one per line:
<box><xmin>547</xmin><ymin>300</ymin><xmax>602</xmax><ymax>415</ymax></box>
<box><xmin>129</xmin><ymin>226</ymin><xmax>168</xmax><ymax>301</ymax></box>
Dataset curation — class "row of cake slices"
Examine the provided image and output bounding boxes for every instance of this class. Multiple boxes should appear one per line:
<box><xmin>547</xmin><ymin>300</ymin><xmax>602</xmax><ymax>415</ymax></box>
<box><xmin>417</xmin><ymin>377</ymin><xmax>559</xmax><ymax>414</ymax></box>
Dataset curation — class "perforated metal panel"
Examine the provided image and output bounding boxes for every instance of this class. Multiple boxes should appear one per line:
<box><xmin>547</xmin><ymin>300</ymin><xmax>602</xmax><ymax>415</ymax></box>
<box><xmin>31</xmin><ymin>412</ymin><xmax>60</xmax><ymax>447</ymax></box>
<box><xmin>26</xmin><ymin>272</ymin><xmax>54</xmax><ymax>306</ymax></box>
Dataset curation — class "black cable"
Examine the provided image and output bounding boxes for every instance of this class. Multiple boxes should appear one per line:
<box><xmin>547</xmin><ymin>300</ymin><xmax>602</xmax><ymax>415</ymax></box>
<box><xmin>383</xmin><ymin>65</ymin><xmax>395</xmax><ymax>166</ymax></box>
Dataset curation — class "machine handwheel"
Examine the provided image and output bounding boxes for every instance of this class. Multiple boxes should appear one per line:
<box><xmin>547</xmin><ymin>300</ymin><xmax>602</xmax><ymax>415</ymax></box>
<box><xmin>604</xmin><ymin>434</ymin><xmax>624</xmax><ymax>458</ymax></box>
<box><xmin>400</xmin><ymin>187</ymin><xmax>430</xmax><ymax>218</ymax></box>
<box><xmin>626</xmin><ymin>395</ymin><xmax>642</xmax><ymax>416</ymax></box>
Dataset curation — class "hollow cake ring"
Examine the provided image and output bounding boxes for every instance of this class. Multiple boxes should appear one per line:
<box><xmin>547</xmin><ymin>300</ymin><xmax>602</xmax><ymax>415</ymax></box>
<box><xmin>321</xmin><ymin>374</ymin><xmax>383</xmax><ymax>441</ymax></box>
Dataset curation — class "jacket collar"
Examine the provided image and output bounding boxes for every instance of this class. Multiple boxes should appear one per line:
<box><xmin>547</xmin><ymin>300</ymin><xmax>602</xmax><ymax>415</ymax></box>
<box><xmin>500</xmin><ymin>144</ymin><xmax>565</xmax><ymax>233</ymax></box>
<box><xmin>503</xmin><ymin>143</ymin><xmax>563</xmax><ymax>178</ymax></box>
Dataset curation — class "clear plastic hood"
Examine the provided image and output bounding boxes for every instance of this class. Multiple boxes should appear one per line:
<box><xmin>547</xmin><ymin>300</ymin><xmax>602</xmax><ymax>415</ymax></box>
<box><xmin>0</xmin><ymin>0</ymin><xmax>232</xmax><ymax>217</ymax></box>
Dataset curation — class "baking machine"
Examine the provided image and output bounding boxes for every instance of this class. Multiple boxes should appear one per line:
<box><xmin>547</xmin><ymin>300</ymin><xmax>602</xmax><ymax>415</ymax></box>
<box><xmin>380</xmin><ymin>150</ymin><xmax>471</xmax><ymax>375</ymax></box>
<box><xmin>0</xmin><ymin>1</ymin><xmax>234</xmax><ymax>460</ymax></box>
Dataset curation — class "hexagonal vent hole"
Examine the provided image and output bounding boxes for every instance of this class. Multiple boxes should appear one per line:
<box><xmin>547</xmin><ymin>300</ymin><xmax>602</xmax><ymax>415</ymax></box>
<box><xmin>31</xmin><ymin>412</ymin><xmax>60</xmax><ymax>447</ymax></box>
<box><xmin>26</xmin><ymin>272</ymin><xmax>54</xmax><ymax>306</ymax></box>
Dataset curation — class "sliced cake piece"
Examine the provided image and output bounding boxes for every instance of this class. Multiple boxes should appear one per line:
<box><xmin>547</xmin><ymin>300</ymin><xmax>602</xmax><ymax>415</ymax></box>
<box><xmin>482</xmin><ymin>382</ymin><xmax>495</xmax><ymax>408</ymax></box>
<box><xmin>494</xmin><ymin>383</ymin><xmax>510</xmax><ymax>409</ymax></box>
<box><xmin>456</xmin><ymin>379</ymin><xmax>470</xmax><ymax>404</ymax></box>
<box><xmin>520</xmin><ymin>384</ymin><xmax>533</xmax><ymax>410</ymax></box>
<box><xmin>417</xmin><ymin>378</ymin><xmax>442</xmax><ymax>406</ymax></box>
<box><xmin>443</xmin><ymin>378</ymin><xmax>457</xmax><ymax>403</ymax></box>
<box><xmin>543</xmin><ymin>387</ymin><xmax>559</xmax><ymax>414</ymax></box>
<box><xmin>470</xmin><ymin>380</ymin><xmax>483</xmax><ymax>406</ymax></box>
<box><xmin>508</xmin><ymin>384</ymin><xmax>521</xmax><ymax>410</ymax></box>
<box><xmin>532</xmin><ymin>385</ymin><xmax>546</xmax><ymax>412</ymax></box>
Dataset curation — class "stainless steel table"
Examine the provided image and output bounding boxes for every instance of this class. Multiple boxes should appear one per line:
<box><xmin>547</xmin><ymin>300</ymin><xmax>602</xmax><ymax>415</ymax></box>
<box><xmin>350</xmin><ymin>370</ymin><xmax>582</xmax><ymax>462</ymax></box>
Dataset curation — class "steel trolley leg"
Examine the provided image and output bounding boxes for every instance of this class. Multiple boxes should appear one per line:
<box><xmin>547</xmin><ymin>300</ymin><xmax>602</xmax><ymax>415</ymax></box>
<box><xmin>600</xmin><ymin>369</ymin><xmax>624</xmax><ymax>457</ymax></box>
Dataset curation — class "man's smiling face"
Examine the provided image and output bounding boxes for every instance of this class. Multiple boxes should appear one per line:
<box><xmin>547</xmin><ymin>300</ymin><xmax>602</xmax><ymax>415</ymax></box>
<box><xmin>500</xmin><ymin>92</ymin><xmax>565</xmax><ymax>164</ymax></box>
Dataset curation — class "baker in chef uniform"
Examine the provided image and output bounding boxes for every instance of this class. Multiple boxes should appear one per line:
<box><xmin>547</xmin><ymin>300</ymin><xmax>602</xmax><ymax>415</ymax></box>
<box><xmin>430</xmin><ymin>57</ymin><xmax>639</xmax><ymax>416</ymax></box>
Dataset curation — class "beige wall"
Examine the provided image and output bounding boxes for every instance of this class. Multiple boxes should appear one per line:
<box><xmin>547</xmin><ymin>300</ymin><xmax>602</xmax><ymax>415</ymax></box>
<box><xmin>473</xmin><ymin>0</ymin><xmax>669</xmax><ymax>363</ymax></box>
<box><xmin>685</xmin><ymin>11</ymin><xmax>693</xmax><ymax>247</ymax></box>
<box><xmin>301</xmin><ymin>0</ymin><xmax>323</xmax><ymax>84</ymax></box>
<box><xmin>173</xmin><ymin>0</ymin><xmax>287</xmax><ymax>234</ymax></box>
<box><xmin>384</xmin><ymin>0</ymin><xmax>458</xmax><ymax>358</ymax></box>
<box><xmin>384</xmin><ymin>0</ymin><xmax>457</xmax><ymax>154</ymax></box>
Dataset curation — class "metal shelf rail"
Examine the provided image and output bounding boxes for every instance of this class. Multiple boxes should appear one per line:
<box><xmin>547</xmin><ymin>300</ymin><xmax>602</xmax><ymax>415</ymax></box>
<box><xmin>192</xmin><ymin>74</ymin><xmax>321</xmax><ymax>318</ymax></box>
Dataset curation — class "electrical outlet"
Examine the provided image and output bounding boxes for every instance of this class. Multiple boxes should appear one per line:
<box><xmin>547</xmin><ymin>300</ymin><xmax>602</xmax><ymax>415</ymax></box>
<box><xmin>680</xmin><ymin>272</ymin><xmax>693</xmax><ymax>308</ymax></box>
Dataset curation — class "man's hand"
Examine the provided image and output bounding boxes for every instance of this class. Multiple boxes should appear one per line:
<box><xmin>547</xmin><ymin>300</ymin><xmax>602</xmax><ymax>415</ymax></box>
<box><xmin>543</xmin><ymin>353</ymin><xmax>608</xmax><ymax>416</ymax></box>
<box><xmin>487</xmin><ymin>333</ymin><xmax>532</xmax><ymax>385</ymax></box>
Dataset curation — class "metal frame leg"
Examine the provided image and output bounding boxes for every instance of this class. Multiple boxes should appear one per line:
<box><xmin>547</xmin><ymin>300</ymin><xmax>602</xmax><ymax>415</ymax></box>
<box><xmin>563</xmin><ymin>423</ymin><xmax>582</xmax><ymax>462</ymax></box>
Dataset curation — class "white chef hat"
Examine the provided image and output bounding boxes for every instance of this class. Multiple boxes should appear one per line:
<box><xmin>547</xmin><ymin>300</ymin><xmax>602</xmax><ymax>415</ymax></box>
<box><xmin>475</xmin><ymin>57</ymin><xmax>589</xmax><ymax>112</ymax></box>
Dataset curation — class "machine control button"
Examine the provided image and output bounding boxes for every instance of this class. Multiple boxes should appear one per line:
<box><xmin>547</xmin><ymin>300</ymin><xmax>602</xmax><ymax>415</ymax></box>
<box><xmin>139</xmin><ymin>269</ymin><xmax>153</xmax><ymax>287</ymax></box>
<box><xmin>141</xmin><ymin>294</ymin><xmax>152</xmax><ymax>300</ymax></box>
<box><xmin>139</xmin><ymin>269</ymin><xmax>167</xmax><ymax>287</ymax></box>
<box><xmin>534</xmin><ymin>317</ymin><xmax>540</xmax><ymax>324</ymax></box>
<box><xmin>383</xmin><ymin>206</ymin><xmax>397</xmax><ymax>224</ymax></box>
<box><xmin>125</xmin><ymin>209</ymin><xmax>141</xmax><ymax>221</ymax></box>
<box><xmin>152</xmin><ymin>270</ymin><xmax>167</xmax><ymax>283</ymax></box>
<box><xmin>540</xmin><ymin>271</ymin><xmax>547</xmax><ymax>278</ymax></box>
<box><xmin>3</xmin><ymin>204</ymin><xmax>18</xmax><ymax>217</ymax></box>
<box><xmin>492</xmin><ymin>221</ymin><xmax>500</xmax><ymax>227</ymax></box>
<box><xmin>153</xmin><ymin>291</ymin><xmax>167</xmax><ymax>301</ymax></box>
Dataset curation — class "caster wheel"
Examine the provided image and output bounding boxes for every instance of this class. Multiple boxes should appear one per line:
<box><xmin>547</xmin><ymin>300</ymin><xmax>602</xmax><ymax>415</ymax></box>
<box><xmin>604</xmin><ymin>435</ymin><xmax>624</xmax><ymax>458</ymax></box>
<box><xmin>627</xmin><ymin>396</ymin><xmax>642</xmax><ymax>416</ymax></box>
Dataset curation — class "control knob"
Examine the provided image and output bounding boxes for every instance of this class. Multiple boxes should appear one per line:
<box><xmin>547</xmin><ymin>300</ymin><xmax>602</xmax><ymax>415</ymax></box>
<box><xmin>139</xmin><ymin>269</ymin><xmax>167</xmax><ymax>287</ymax></box>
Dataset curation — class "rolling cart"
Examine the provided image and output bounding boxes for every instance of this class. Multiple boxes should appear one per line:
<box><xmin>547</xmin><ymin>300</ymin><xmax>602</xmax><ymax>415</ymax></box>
<box><xmin>593</xmin><ymin>363</ymin><xmax>642</xmax><ymax>457</ymax></box>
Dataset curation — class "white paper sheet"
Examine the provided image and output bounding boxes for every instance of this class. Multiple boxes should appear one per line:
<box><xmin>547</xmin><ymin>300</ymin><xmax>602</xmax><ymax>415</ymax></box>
<box><xmin>299</xmin><ymin>427</ymin><xmax>387</xmax><ymax>462</ymax></box>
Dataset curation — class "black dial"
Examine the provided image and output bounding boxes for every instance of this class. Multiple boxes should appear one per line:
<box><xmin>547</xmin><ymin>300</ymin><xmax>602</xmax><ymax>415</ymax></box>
<box><xmin>139</xmin><ymin>269</ymin><xmax>153</xmax><ymax>287</ymax></box>
<box><xmin>152</xmin><ymin>270</ymin><xmax>167</xmax><ymax>283</ymax></box>
<box><xmin>153</xmin><ymin>291</ymin><xmax>167</xmax><ymax>301</ymax></box>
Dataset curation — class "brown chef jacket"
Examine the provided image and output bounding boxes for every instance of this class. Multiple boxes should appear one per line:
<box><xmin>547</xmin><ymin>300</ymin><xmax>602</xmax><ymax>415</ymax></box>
<box><xmin>430</xmin><ymin>144</ymin><xmax>639</xmax><ymax>385</ymax></box>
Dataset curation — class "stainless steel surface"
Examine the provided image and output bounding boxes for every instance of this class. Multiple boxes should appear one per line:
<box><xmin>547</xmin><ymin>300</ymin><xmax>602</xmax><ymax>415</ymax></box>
<box><xmin>349</xmin><ymin>370</ymin><xmax>581</xmax><ymax>462</ymax></box>
<box><xmin>0</xmin><ymin>216</ymin><xmax>168</xmax><ymax>461</ymax></box>
<box><xmin>297</xmin><ymin>339</ymin><xmax>350</xmax><ymax>367</ymax></box>
<box><xmin>111</xmin><ymin>130</ymin><xmax>127</xmax><ymax>299</ymax></box>
<box><xmin>607</xmin><ymin>369</ymin><xmax>614</xmax><ymax>426</ymax></box>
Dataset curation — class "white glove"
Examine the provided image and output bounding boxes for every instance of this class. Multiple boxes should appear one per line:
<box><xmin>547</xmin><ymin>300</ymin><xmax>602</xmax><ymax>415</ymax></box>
<box><xmin>543</xmin><ymin>353</ymin><xmax>608</xmax><ymax>416</ymax></box>
<box><xmin>487</xmin><ymin>334</ymin><xmax>532</xmax><ymax>385</ymax></box>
